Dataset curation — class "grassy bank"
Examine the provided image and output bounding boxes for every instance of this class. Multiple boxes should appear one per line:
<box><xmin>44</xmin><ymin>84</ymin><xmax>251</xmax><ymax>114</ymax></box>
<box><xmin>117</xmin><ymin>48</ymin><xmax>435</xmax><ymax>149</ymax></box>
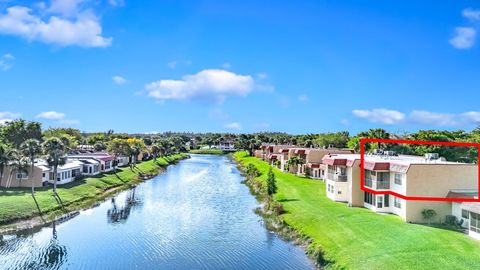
<box><xmin>189</xmin><ymin>149</ymin><xmax>226</xmax><ymax>155</ymax></box>
<box><xmin>0</xmin><ymin>153</ymin><xmax>188</xmax><ymax>228</ymax></box>
<box><xmin>234</xmin><ymin>151</ymin><xmax>480</xmax><ymax>270</ymax></box>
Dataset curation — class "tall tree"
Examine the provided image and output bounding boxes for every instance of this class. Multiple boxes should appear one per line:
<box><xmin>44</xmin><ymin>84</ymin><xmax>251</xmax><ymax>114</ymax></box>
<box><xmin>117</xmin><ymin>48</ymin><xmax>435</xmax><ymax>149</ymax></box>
<box><xmin>266</xmin><ymin>167</ymin><xmax>277</xmax><ymax>197</ymax></box>
<box><xmin>0</xmin><ymin>119</ymin><xmax>42</xmax><ymax>148</ymax></box>
<box><xmin>0</xmin><ymin>143</ymin><xmax>10</xmax><ymax>182</ymax></box>
<box><xmin>21</xmin><ymin>139</ymin><xmax>42</xmax><ymax>195</ymax></box>
<box><xmin>108</xmin><ymin>138</ymin><xmax>129</xmax><ymax>173</ymax></box>
<box><xmin>126</xmin><ymin>138</ymin><xmax>146</xmax><ymax>169</ymax></box>
<box><xmin>5</xmin><ymin>149</ymin><xmax>29</xmax><ymax>188</ymax></box>
<box><xmin>151</xmin><ymin>144</ymin><xmax>160</xmax><ymax>162</ymax></box>
<box><xmin>43</xmin><ymin>137</ymin><xmax>68</xmax><ymax>195</ymax></box>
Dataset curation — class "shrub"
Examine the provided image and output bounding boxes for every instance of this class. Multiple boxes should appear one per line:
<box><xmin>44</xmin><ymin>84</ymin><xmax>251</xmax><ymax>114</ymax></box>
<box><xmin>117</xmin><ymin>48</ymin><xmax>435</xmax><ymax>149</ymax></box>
<box><xmin>246</xmin><ymin>163</ymin><xmax>260</xmax><ymax>178</ymax></box>
<box><xmin>421</xmin><ymin>209</ymin><xmax>437</xmax><ymax>224</ymax></box>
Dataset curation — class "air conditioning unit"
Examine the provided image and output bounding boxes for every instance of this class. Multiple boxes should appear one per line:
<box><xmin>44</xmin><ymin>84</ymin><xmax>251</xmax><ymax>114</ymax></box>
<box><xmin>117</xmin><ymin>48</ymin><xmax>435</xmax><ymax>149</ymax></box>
<box><xmin>384</xmin><ymin>151</ymin><xmax>396</xmax><ymax>156</ymax></box>
<box><xmin>424</xmin><ymin>153</ymin><xmax>439</xmax><ymax>160</ymax></box>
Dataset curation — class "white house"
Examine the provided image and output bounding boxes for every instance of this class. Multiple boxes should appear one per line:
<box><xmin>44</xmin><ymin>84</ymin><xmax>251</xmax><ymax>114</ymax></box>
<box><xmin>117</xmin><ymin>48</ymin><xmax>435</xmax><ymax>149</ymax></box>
<box><xmin>77</xmin><ymin>159</ymin><xmax>101</xmax><ymax>176</ymax></box>
<box><xmin>116</xmin><ymin>156</ymin><xmax>130</xmax><ymax>167</ymax></box>
<box><xmin>39</xmin><ymin>160</ymin><xmax>83</xmax><ymax>185</ymax></box>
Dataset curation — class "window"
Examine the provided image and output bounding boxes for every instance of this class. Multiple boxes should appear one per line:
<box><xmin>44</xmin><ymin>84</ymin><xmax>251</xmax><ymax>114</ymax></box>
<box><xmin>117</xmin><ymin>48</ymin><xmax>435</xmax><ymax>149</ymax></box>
<box><xmin>16</xmin><ymin>172</ymin><xmax>28</xmax><ymax>179</ymax></box>
<box><xmin>42</xmin><ymin>173</ymin><xmax>45</xmax><ymax>178</ymax></box>
<box><xmin>463</xmin><ymin>209</ymin><xmax>470</xmax><ymax>219</ymax></box>
<box><xmin>364</xmin><ymin>192</ymin><xmax>375</xmax><ymax>205</ymax></box>
<box><xmin>471</xmin><ymin>212</ymin><xmax>480</xmax><ymax>233</ymax></box>
<box><xmin>394</xmin><ymin>197</ymin><xmax>401</xmax><ymax>209</ymax></box>
<box><xmin>384</xmin><ymin>194</ymin><xmax>390</xmax><ymax>207</ymax></box>
<box><xmin>394</xmin><ymin>173</ymin><xmax>402</xmax><ymax>185</ymax></box>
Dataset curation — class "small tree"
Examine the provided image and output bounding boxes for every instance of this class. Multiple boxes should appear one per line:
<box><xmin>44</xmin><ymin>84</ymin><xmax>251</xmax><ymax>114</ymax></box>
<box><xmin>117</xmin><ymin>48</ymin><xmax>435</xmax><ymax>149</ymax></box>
<box><xmin>421</xmin><ymin>209</ymin><xmax>437</xmax><ymax>225</ymax></box>
<box><xmin>266</xmin><ymin>167</ymin><xmax>277</xmax><ymax>197</ymax></box>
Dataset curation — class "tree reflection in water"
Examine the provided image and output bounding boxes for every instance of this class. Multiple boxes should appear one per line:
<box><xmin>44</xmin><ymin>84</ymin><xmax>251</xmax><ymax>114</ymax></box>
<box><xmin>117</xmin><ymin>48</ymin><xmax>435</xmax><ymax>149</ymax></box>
<box><xmin>107</xmin><ymin>188</ymin><xmax>142</xmax><ymax>224</ymax></box>
<box><xmin>23</xmin><ymin>220</ymin><xmax>68</xmax><ymax>270</ymax></box>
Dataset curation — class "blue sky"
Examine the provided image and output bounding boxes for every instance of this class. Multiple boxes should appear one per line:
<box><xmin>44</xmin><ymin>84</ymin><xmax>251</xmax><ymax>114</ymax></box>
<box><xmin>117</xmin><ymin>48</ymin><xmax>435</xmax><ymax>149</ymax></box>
<box><xmin>1</xmin><ymin>0</ymin><xmax>480</xmax><ymax>134</ymax></box>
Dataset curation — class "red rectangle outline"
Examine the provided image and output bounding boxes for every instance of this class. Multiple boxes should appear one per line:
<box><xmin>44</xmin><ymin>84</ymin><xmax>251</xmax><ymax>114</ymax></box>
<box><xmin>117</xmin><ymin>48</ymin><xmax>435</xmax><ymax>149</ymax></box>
<box><xmin>359</xmin><ymin>138</ymin><xmax>480</xmax><ymax>202</ymax></box>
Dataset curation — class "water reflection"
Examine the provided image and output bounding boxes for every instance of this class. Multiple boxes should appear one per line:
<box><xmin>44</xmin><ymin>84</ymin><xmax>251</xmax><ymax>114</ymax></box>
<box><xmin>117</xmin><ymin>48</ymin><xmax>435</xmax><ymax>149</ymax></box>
<box><xmin>0</xmin><ymin>155</ymin><xmax>313</xmax><ymax>270</ymax></box>
<box><xmin>35</xmin><ymin>222</ymin><xmax>68</xmax><ymax>269</ymax></box>
<box><xmin>107</xmin><ymin>188</ymin><xmax>142</xmax><ymax>224</ymax></box>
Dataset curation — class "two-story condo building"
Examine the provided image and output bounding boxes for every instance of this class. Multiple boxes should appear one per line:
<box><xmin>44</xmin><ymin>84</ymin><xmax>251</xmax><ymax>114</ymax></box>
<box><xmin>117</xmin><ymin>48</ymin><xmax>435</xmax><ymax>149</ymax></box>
<box><xmin>322</xmin><ymin>152</ymin><xmax>477</xmax><ymax>223</ymax></box>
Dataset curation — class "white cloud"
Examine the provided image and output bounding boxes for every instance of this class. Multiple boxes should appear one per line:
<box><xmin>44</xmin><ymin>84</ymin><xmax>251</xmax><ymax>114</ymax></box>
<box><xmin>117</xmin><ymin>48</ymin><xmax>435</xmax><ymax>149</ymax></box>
<box><xmin>410</xmin><ymin>110</ymin><xmax>480</xmax><ymax>127</ymax></box>
<box><xmin>36</xmin><ymin>110</ymin><xmax>79</xmax><ymax>125</ymax></box>
<box><xmin>36</xmin><ymin>111</ymin><xmax>66</xmax><ymax>120</ymax></box>
<box><xmin>352</xmin><ymin>108</ymin><xmax>406</xmax><ymax>125</ymax></box>
<box><xmin>224</xmin><ymin>122</ymin><xmax>241</xmax><ymax>130</ymax></box>
<box><xmin>0</xmin><ymin>112</ymin><xmax>20</xmax><ymax>125</ymax></box>
<box><xmin>0</xmin><ymin>53</ymin><xmax>14</xmax><ymax>71</ymax></box>
<box><xmin>353</xmin><ymin>108</ymin><xmax>480</xmax><ymax>127</ymax></box>
<box><xmin>298</xmin><ymin>94</ymin><xmax>308</xmax><ymax>102</ymax></box>
<box><xmin>450</xmin><ymin>27</ymin><xmax>476</xmax><ymax>49</ymax></box>
<box><xmin>112</xmin><ymin>75</ymin><xmax>127</xmax><ymax>85</ymax></box>
<box><xmin>48</xmin><ymin>0</ymin><xmax>84</xmax><ymax>17</ymax></box>
<box><xmin>145</xmin><ymin>69</ymin><xmax>255</xmax><ymax>103</ymax></box>
<box><xmin>463</xmin><ymin>8</ymin><xmax>480</xmax><ymax>21</ymax></box>
<box><xmin>0</xmin><ymin>4</ymin><xmax>112</xmax><ymax>47</ymax></box>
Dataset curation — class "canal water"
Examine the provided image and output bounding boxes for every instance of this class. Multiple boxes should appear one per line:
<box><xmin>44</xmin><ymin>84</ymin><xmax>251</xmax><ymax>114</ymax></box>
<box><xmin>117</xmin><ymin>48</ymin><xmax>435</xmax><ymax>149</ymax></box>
<box><xmin>0</xmin><ymin>154</ymin><xmax>314</xmax><ymax>269</ymax></box>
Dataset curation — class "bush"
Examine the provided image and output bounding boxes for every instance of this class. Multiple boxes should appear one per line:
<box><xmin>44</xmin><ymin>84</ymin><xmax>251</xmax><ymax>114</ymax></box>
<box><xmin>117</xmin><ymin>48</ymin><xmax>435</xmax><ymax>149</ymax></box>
<box><xmin>246</xmin><ymin>163</ymin><xmax>261</xmax><ymax>178</ymax></box>
<box><xmin>421</xmin><ymin>209</ymin><xmax>437</xmax><ymax>224</ymax></box>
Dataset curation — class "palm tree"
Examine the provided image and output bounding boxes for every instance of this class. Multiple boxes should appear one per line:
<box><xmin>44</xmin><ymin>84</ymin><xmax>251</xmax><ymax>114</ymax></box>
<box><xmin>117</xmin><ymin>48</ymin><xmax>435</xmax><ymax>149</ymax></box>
<box><xmin>108</xmin><ymin>138</ymin><xmax>129</xmax><ymax>173</ymax></box>
<box><xmin>43</xmin><ymin>137</ymin><xmax>68</xmax><ymax>195</ymax></box>
<box><xmin>5</xmin><ymin>149</ymin><xmax>29</xmax><ymax>188</ymax></box>
<box><xmin>286</xmin><ymin>156</ymin><xmax>303</xmax><ymax>173</ymax></box>
<box><xmin>21</xmin><ymin>139</ymin><xmax>42</xmax><ymax>196</ymax></box>
<box><xmin>151</xmin><ymin>144</ymin><xmax>160</xmax><ymax>162</ymax></box>
<box><xmin>0</xmin><ymin>143</ymin><xmax>10</xmax><ymax>183</ymax></box>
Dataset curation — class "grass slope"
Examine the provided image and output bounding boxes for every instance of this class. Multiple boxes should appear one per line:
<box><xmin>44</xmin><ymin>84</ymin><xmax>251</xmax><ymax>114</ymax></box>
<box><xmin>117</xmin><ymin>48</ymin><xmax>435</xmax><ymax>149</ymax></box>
<box><xmin>234</xmin><ymin>151</ymin><xmax>480</xmax><ymax>270</ymax></box>
<box><xmin>189</xmin><ymin>149</ymin><xmax>226</xmax><ymax>155</ymax></box>
<box><xmin>0</xmin><ymin>153</ymin><xmax>188</xmax><ymax>226</ymax></box>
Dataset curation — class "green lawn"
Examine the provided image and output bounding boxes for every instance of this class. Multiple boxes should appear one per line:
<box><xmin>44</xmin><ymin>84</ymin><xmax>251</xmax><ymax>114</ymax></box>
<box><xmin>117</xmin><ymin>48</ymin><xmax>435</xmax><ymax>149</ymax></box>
<box><xmin>189</xmin><ymin>149</ymin><xmax>226</xmax><ymax>155</ymax></box>
<box><xmin>234</xmin><ymin>151</ymin><xmax>480</xmax><ymax>270</ymax></box>
<box><xmin>0</xmin><ymin>153</ymin><xmax>188</xmax><ymax>226</ymax></box>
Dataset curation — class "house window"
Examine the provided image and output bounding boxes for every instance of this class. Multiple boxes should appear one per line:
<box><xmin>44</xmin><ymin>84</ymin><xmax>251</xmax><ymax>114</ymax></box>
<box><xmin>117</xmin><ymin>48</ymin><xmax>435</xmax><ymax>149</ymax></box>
<box><xmin>462</xmin><ymin>209</ymin><xmax>469</xmax><ymax>219</ymax></box>
<box><xmin>394</xmin><ymin>173</ymin><xmax>402</xmax><ymax>185</ymax></box>
<box><xmin>471</xmin><ymin>212</ymin><xmax>480</xmax><ymax>233</ymax></box>
<box><xmin>16</xmin><ymin>172</ymin><xmax>28</xmax><ymax>179</ymax></box>
<box><xmin>364</xmin><ymin>192</ymin><xmax>375</xmax><ymax>205</ymax></box>
<box><xmin>42</xmin><ymin>172</ymin><xmax>46</xmax><ymax>178</ymax></box>
<box><xmin>384</xmin><ymin>194</ymin><xmax>390</xmax><ymax>207</ymax></box>
<box><xmin>394</xmin><ymin>197</ymin><xmax>402</xmax><ymax>209</ymax></box>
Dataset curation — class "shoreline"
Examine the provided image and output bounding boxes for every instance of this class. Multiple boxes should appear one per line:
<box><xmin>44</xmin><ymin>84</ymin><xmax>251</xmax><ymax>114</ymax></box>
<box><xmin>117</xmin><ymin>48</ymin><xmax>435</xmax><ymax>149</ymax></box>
<box><xmin>231</xmin><ymin>154</ymin><xmax>325</xmax><ymax>269</ymax></box>
<box><xmin>0</xmin><ymin>154</ymin><xmax>189</xmax><ymax>235</ymax></box>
